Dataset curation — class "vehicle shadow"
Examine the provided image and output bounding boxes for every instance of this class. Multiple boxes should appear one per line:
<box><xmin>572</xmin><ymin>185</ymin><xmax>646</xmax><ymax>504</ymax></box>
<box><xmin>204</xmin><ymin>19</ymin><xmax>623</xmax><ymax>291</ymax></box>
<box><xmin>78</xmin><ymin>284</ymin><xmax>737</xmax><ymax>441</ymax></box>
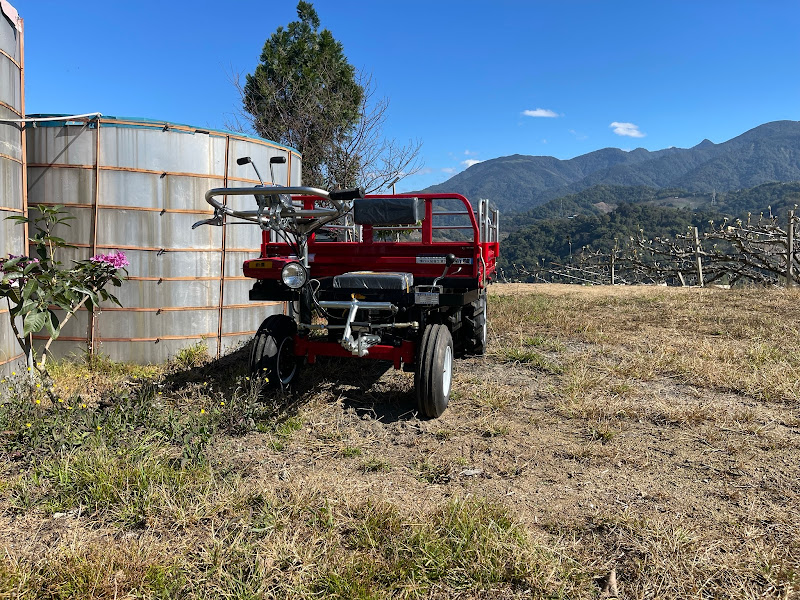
<box><xmin>164</xmin><ymin>346</ymin><xmax>419</xmax><ymax>425</ymax></box>
<box><xmin>293</xmin><ymin>357</ymin><xmax>419</xmax><ymax>424</ymax></box>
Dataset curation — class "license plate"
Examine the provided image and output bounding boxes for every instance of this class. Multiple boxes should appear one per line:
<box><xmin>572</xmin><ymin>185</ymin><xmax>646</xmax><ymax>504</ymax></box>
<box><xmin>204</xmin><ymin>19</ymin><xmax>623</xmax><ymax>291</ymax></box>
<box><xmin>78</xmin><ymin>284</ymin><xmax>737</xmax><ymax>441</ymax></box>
<box><xmin>249</xmin><ymin>260</ymin><xmax>272</xmax><ymax>269</ymax></box>
<box><xmin>415</xmin><ymin>291</ymin><xmax>440</xmax><ymax>305</ymax></box>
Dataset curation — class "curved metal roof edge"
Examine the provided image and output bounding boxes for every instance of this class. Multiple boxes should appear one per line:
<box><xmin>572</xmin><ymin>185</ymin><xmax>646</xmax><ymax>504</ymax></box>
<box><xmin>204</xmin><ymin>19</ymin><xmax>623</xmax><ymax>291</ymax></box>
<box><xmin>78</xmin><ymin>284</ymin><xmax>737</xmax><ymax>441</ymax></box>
<box><xmin>25</xmin><ymin>113</ymin><xmax>301</xmax><ymax>156</ymax></box>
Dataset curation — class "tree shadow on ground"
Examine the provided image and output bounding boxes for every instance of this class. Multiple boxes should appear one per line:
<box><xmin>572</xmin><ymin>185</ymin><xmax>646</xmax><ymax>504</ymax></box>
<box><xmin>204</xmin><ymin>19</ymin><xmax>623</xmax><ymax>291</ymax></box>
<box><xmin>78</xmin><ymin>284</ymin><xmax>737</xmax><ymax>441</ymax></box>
<box><xmin>162</xmin><ymin>344</ymin><xmax>251</xmax><ymax>392</ymax></box>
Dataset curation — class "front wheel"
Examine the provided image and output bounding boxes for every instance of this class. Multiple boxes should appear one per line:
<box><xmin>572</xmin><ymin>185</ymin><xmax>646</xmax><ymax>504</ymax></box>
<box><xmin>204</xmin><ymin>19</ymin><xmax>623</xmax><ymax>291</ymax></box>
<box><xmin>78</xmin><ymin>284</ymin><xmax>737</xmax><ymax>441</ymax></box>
<box><xmin>415</xmin><ymin>324</ymin><xmax>454</xmax><ymax>419</ymax></box>
<box><xmin>250</xmin><ymin>314</ymin><xmax>299</xmax><ymax>388</ymax></box>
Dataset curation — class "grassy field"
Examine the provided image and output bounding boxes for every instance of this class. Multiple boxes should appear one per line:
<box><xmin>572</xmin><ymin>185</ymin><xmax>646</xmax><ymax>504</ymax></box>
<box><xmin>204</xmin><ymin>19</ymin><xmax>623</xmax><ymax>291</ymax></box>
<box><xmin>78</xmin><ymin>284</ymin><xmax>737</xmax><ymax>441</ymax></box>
<box><xmin>1</xmin><ymin>283</ymin><xmax>799</xmax><ymax>599</ymax></box>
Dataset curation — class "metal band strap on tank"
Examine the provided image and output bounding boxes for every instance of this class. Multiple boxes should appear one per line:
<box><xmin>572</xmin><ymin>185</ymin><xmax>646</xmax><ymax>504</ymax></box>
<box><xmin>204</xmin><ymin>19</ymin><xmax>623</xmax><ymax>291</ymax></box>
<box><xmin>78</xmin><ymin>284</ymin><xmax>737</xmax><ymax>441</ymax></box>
<box><xmin>28</xmin><ymin>201</ymin><xmax>218</xmax><ymax>216</ymax></box>
<box><xmin>123</xmin><ymin>276</ymin><xmax>255</xmax><ymax>282</ymax></box>
<box><xmin>32</xmin><ymin>331</ymin><xmax>259</xmax><ymax>343</ymax></box>
<box><xmin>0</xmin><ymin>354</ymin><xmax>23</xmax><ymax>367</ymax></box>
<box><xmin>104</xmin><ymin>303</ymin><xmax>279</xmax><ymax>312</ymax></box>
<box><xmin>0</xmin><ymin>153</ymin><xmax>22</xmax><ymax>165</ymax></box>
<box><xmin>0</xmin><ymin>100</ymin><xmax>21</xmax><ymax>116</ymax></box>
<box><xmin>31</xmin><ymin>301</ymin><xmax>279</xmax><ymax>314</ymax></box>
<box><xmin>0</xmin><ymin>47</ymin><xmax>20</xmax><ymax>68</ymax></box>
<box><xmin>26</xmin><ymin>163</ymin><xmax>271</xmax><ymax>187</ymax></box>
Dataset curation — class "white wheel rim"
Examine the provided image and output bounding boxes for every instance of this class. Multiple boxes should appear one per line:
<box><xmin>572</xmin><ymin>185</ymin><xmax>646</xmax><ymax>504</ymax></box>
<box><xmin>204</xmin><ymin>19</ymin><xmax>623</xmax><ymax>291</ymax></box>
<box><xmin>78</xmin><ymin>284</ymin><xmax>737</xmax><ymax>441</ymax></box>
<box><xmin>442</xmin><ymin>345</ymin><xmax>452</xmax><ymax>397</ymax></box>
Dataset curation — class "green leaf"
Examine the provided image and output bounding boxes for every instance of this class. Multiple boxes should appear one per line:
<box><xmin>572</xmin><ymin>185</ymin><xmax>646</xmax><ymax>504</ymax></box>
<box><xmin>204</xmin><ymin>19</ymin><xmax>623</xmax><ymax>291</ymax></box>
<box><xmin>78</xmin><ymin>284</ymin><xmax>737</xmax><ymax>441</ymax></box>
<box><xmin>21</xmin><ymin>278</ymin><xmax>36</xmax><ymax>301</ymax></box>
<box><xmin>2</xmin><ymin>256</ymin><xmax>23</xmax><ymax>269</ymax></box>
<box><xmin>105</xmin><ymin>292</ymin><xmax>122</xmax><ymax>307</ymax></box>
<box><xmin>45</xmin><ymin>310</ymin><xmax>61</xmax><ymax>339</ymax></box>
<box><xmin>18</xmin><ymin>299</ymin><xmax>37</xmax><ymax>316</ymax></box>
<box><xmin>22</xmin><ymin>261</ymin><xmax>40</xmax><ymax>275</ymax></box>
<box><xmin>23</xmin><ymin>310</ymin><xmax>49</xmax><ymax>337</ymax></box>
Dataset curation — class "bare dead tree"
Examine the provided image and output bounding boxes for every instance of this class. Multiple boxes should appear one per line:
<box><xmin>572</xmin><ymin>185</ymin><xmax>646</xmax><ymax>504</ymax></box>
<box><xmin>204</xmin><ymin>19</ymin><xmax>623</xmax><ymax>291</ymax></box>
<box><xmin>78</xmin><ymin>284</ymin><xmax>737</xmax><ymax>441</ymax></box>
<box><xmin>326</xmin><ymin>73</ymin><xmax>423</xmax><ymax>193</ymax></box>
<box><xmin>229</xmin><ymin>68</ymin><xmax>423</xmax><ymax>192</ymax></box>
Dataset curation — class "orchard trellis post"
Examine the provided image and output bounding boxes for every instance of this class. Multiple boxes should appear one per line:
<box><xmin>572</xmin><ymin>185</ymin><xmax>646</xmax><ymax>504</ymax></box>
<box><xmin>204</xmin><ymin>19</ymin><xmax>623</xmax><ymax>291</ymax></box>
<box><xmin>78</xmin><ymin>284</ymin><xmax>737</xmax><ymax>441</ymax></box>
<box><xmin>787</xmin><ymin>209</ymin><xmax>795</xmax><ymax>288</ymax></box>
<box><xmin>693</xmin><ymin>227</ymin><xmax>704</xmax><ymax>287</ymax></box>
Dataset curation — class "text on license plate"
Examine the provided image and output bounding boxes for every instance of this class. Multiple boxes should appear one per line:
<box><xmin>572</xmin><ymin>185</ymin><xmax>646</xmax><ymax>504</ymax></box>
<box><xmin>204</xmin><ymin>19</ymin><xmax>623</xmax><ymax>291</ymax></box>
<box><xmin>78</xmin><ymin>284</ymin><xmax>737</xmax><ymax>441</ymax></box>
<box><xmin>249</xmin><ymin>261</ymin><xmax>273</xmax><ymax>269</ymax></box>
<box><xmin>415</xmin><ymin>291</ymin><xmax>440</xmax><ymax>305</ymax></box>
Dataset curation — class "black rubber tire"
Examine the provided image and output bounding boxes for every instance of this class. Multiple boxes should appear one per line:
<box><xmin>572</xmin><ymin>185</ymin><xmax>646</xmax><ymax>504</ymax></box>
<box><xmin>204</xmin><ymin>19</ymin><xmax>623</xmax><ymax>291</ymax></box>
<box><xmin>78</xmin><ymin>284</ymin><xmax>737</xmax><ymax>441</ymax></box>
<box><xmin>249</xmin><ymin>314</ymin><xmax>299</xmax><ymax>388</ymax></box>
<box><xmin>463</xmin><ymin>293</ymin><xmax>487</xmax><ymax>356</ymax></box>
<box><xmin>415</xmin><ymin>324</ymin><xmax>454</xmax><ymax>419</ymax></box>
<box><xmin>414</xmin><ymin>324</ymin><xmax>437</xmax><ymax>416</ymax></box>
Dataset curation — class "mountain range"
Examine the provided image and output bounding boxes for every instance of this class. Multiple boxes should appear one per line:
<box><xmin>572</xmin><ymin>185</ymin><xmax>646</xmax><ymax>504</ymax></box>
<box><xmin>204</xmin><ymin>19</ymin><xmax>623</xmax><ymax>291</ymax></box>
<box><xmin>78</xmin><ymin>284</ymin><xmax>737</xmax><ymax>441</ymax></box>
<box><xmin>423</xmin><ymin>120</ymin><xmax>800</xmax><ymax>214</ymax></box>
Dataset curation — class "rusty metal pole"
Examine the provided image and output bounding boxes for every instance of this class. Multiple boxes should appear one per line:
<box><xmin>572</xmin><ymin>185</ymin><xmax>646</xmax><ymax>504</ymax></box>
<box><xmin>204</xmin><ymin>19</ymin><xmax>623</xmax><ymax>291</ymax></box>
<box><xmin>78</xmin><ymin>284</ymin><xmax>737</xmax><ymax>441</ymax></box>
<box><xmin>19</xmin><ymin>16</ymin><xmax>27</xmax><ymax>254</ymax></box>
<box><xmin>87</xmin><ymin>117</ymin><xmax>102</xmax><ymax>360</ymax></box>
<box><xmin>216</xmin><ymin>135</ymin><xmax>230</xmax><ymax>359</ymax></box>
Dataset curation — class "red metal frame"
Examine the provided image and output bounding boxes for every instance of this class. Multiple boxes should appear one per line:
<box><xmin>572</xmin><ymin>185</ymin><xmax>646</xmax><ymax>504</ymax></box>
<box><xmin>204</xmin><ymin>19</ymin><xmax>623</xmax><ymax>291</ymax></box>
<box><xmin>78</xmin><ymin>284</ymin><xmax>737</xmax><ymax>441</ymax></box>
<box><xmin>294</xmin><ymin>337</ymin><xmax>416</xmax><ymax>369</ymax></box>
<box><xmin>243</xmin><ymin>193</ymin><xmax>499</xmax><ymax>367</ymax></box>
<box><xmin>248</xmin><ymin>193</ymin><xmax>499</xmax><ymax>286</ymax></box>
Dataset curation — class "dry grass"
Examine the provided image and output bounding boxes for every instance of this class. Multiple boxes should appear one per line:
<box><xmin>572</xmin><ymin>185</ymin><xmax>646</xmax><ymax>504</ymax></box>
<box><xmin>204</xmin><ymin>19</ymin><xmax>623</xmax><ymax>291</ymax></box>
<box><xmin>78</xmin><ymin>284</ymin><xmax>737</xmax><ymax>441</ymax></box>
<box><xmin>491</xmin><ymin>284</ymin><xmax>800</xmax><ymax>403</ymax></box>
<box><xmin>2</xmin><ymin>283</ymin><xmax>800</xmax><ymax>598</ymax></box>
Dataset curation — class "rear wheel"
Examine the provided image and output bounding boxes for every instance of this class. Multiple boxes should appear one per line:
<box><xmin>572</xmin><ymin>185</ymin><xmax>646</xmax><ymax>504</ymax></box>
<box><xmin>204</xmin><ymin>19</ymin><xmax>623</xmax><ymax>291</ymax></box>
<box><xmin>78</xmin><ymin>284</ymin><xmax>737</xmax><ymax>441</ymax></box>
<box><xmin>463</xmin><ymin>293</ymin><xmax>487</xmax><ymax>355</ymax></box>
<box><xmin>250</xmin><ymin>314</ymin><xmax>299</xmax><ymax>388</ymax></box>
<box><xmin>415</xmin><ymin>324</ymin><xmax>454</xmax><ymax>418</ymax></box>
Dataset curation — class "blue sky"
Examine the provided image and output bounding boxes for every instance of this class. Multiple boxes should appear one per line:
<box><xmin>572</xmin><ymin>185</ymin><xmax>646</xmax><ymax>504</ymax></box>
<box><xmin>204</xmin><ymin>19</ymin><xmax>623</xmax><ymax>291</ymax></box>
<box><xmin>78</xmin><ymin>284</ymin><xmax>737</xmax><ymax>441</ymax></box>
<box><xmin>11</xmin><ymin>0</ymin><xmax>800</xmax><ymax>192</ymax></box>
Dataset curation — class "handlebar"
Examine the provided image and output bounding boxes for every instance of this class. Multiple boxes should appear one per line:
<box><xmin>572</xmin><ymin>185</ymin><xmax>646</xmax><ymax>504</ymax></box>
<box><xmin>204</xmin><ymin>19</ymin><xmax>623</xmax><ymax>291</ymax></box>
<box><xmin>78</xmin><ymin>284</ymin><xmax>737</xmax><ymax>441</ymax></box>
<box><xmin>198</xmin><ymin>185</ymin><xmax>365</xmax><ymax>234</ymax></box>
<box><xmin>203</xmin><ymin>186</ymin><xmax>341</xmax><ymax>224</ymax></box>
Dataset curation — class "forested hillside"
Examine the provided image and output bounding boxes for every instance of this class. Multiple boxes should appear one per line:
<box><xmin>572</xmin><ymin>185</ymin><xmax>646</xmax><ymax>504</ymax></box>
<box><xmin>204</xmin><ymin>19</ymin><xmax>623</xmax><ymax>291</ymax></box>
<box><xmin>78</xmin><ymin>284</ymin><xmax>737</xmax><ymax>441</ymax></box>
<box><xmin>499</xmin><ymin>181</ymin><xmax>800</xmax><ymax>272</ymax></box>
<box><xmin>426</xmin><ymin>120</ymin><xmax>800</xmax><ymax>213</ymax></box>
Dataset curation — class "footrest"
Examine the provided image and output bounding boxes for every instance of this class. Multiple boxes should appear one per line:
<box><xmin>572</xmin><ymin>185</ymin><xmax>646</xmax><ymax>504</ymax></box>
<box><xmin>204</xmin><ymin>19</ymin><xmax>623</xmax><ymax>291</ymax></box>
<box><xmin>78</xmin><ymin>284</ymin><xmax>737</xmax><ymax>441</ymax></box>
<box><xmin>333</xmin><ymin>271</ymin><xmax>413</xmax><ymax>291</ymax></box>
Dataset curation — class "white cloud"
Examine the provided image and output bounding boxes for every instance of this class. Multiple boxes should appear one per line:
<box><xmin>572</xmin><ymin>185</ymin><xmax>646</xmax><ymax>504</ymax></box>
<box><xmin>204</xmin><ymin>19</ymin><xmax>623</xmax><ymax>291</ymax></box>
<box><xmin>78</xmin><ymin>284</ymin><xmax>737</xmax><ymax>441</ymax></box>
<box><xmin>462</xmin><ymin>159</ymin><xmax>483</xmax><ymax>168</ymax></box>
<box><xmin>441</xmin><ymin>167</ymin><xmax>456</xmax><ymax>174</ymax></box>
<box><xmin>541</xmin><ymin>139</ymin><xmax>547</xmax><ymax>144</ymax></box>
<box><xmin>569</xmin><ymin>129</ymin><xmax>588</xmax><ymax>141</ymax></box>
<box><xmin>522</xmin><ymin>108</ymin><xmax>559</xmax><ymax>118</ymax></box>
<box><xmin>610</xmin><ymin>122</ymin><xmax>645</xmax><ymax>138</ymax></box>
<box><xmin>464</xmin><ymin>149</ymin><xmax>478</xmax><ymax>156</ymax></box>
<box><xmin>417</xmin><ymin>167</ymin><xmax>434</xmax><ymax>175</ymax></box>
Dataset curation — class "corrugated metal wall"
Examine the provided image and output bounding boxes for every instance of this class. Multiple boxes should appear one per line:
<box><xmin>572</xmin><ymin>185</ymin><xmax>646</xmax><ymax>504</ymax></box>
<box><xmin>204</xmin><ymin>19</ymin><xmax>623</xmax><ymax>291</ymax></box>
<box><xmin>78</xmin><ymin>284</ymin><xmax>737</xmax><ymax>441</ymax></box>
<box><xmin>26</xmin><ymin>115</ymin><xmax>301</xmax><ymax>363</ymax></box>
<box><xmin>0</xmin><ymin>1</ymin><xmax>24</xmax><ymax>376</ymax></box>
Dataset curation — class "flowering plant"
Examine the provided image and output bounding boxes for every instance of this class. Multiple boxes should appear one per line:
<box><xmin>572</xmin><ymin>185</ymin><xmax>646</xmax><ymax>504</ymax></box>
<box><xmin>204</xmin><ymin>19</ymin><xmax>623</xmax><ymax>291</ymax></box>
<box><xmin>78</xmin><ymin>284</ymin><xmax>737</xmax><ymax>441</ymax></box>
<box><xmin>0</xmin><ymin>205</ymin><xmax>128</xmax><ymax>375</ymax></box>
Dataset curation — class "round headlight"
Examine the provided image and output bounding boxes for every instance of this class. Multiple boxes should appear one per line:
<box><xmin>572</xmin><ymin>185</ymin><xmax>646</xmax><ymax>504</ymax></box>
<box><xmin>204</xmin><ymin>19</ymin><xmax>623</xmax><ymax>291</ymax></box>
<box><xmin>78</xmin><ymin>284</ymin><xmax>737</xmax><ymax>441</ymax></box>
<box><xmin>281</xmin><ymin>262</ymin><xmax>308</xmax><ymax>289</ymax></box>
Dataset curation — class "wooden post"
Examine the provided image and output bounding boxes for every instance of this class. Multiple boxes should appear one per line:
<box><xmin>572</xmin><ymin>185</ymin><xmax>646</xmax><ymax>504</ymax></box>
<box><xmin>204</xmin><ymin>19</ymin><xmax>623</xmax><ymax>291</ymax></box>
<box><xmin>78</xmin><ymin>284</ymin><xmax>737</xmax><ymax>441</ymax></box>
<box><xmin>610</xmin><ymin>239</ymin><xmax>617</xmax><ymax>285</ymax></box>
<box><xmin>610</xmin><ymin>253</ymin><xmax>615</xmax><ymax>285</ymax></box>
<box><xmin>693</xmin><ymin>227</ymin><xmax>704</xmax><ymax>287</ymax></box>
<box><xmin>788</xmin><ymin>209</ymin><xmax>795</xmax><ymax>288</ymax></box>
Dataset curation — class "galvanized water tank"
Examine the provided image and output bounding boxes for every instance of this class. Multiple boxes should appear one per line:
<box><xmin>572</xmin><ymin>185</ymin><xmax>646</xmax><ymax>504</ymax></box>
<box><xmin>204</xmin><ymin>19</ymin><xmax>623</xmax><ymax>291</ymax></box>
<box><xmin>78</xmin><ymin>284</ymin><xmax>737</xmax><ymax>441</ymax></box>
<box><xmin>26</xmin><ymin>115</ymin><xmax>301</xmax><ymax>363</ymax></box>
<box><xmin>0</xmin><ymin>1</ymin><xmax>24</xmax><ymax>375</ymax></box>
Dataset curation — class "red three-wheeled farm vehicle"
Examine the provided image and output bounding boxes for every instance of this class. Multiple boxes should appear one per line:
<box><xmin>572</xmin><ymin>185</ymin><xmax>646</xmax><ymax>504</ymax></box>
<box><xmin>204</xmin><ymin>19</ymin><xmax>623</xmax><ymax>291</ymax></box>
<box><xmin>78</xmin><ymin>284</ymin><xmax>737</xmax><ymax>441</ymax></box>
<box><xmin>195</xmin><ymin>156</ymin><xmax>499</xmax><ymax>418</ymax></box>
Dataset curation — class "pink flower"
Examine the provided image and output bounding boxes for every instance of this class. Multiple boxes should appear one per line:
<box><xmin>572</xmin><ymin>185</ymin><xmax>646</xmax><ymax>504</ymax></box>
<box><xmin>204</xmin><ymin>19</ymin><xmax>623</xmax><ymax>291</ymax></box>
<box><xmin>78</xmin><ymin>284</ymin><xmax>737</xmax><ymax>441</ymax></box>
<box><xmin>90</xmin><ymin>251</ymin><xmax>129</xmax><ymax>269</ymax></box>
<box><xmin>0</xmin><ymin>255</ymin><xmax>39</xmax><ymax>273</ymax></box>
